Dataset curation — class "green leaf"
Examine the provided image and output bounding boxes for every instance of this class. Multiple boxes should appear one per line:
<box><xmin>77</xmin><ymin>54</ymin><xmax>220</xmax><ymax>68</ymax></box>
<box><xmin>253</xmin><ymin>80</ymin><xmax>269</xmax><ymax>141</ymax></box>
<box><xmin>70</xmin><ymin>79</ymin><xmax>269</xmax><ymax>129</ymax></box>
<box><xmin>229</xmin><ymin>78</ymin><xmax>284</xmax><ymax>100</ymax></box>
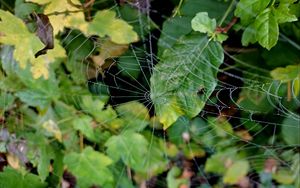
<box><xmin>270</xmin><ymin>64</ymin><xmax>300</xmax><ymax>82</ymax></box>
<box><xmin>79</xmin><ymin>95</ymin><xmax>123</xmax><ymax>129</ymax></box>
<box><xmin>234</xmin><ymin>0</ymin><xmax>271</xmax><ymax>25</ymax></box>
<box><xmin>254</xmin><ymin>8</ymin><xmax>279</xmax><ymax>50</ymax></box>
<box><xmin>116</xmin><ymin>101</ymin><xmax>150</xmax><ymax>131</ymax></box>
<box><xmin>167</xmin><ymin>167</ymin><xmax>188</xmax><ymax>188</ymax></box>
<box><xmin>25</xmin><ymin>133</ymin><xmax>55</xmax><ymax>181</ymax></box>
<box><xmin>105</xmin><ymin>131</ymin><xmax>149</xmax><ymax>172</ymax></box>
<box><xmin>241</xmin><ymin>23</ymin><xmax>257</xmax><ymax>46</ymax></box>
<box><xmin>0</xmin><ymin>167</ymin><xmax>47</xmax><ymax>188</ymax></box>
<box><xmin>158</xmin><ymin>16</ymin><xmax>192</xmax><ymax>57</ymax></box>
<box><xmin>64</xmin><ymin>147</ymin><xmax>113</xmax><ymax>187</ymax></box>
<box><xmin>273</xmin><ymin>169</ymin><xmax>295</xmax><ymax>184</ymax></box>
<box><xmin>281</xmin><ymin>115</ymin><xmax>300</xmax><ymax>145</ymax></box>
<box><xmin>223</xmin><ymin>161</ymin><xmax>249</xmax><ymax>184</ymax></box>
<box><xmin>16</xmin><ymin>89</ymin><xmax>52</xmax><ymax>109</ymax></box>
<box><xmin>73</xmin><ymin>115</ymin><xmax>97</xmax><ymax>142</ymax></box>
<box><xmin>181</xmin><ymin>0</ymin><xmax>233</xmax><ymax>21</ymax></box>
<box><xmin>205</xmin><ymin>150</ymin><xmax>237</xmax><ymax>174</ymax></box>
<box><xmin>191</xmin><ymin>12</ymin><xmax>216</xmax><ymax>35</ymax></box>
<box><xmin>150</xmin><ymin>33</ymin><xmax>224</xmax><ymax>129</ymax></box>
<box><xmin>273</xmin><ymin>1</ymin><xmax>298</xmax><ymax>24</ymax></box>
<box><xmin>88</xmin><ymin>10</ymin><xmax>138</xmax><ymax>44</ymax></box>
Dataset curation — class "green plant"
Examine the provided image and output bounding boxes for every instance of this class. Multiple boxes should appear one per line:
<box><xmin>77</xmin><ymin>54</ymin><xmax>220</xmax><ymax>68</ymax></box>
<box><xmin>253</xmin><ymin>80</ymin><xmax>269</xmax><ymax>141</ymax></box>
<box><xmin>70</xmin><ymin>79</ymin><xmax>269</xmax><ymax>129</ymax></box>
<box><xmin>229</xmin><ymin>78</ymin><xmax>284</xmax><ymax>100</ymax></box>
<box><xmin>0</xmin><ymin>0</ymin><xmax>299</xmax><ymax>187</ymax></box>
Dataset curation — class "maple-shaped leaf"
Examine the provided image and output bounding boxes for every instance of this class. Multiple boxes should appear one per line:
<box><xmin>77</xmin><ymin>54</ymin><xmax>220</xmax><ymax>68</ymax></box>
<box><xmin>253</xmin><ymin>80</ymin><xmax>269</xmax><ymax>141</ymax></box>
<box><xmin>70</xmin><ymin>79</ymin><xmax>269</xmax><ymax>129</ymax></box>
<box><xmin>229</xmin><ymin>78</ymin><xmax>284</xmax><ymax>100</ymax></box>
<box><xmin>26</xmin><ymin>0</ymin><xmax>86</xmax><ymax>35</ymax></box>
<box><xmin>87</xmin><ymin>10</ymin><xmax>139</xmax><ymax>44</ymax></box>
<box><xmin>64</xmin><ymin>147</ymin><xmax>114</xmax><ymax>187</ymax></box>
<box><xmin>0</xmin><ymin>10</ymin><xmax>43</xmax><ymax>68</ymax></box>
<box><xmin>0</xmin><ymin>10</ymin><xmax>66</xmax><ymax>79</ymax></box>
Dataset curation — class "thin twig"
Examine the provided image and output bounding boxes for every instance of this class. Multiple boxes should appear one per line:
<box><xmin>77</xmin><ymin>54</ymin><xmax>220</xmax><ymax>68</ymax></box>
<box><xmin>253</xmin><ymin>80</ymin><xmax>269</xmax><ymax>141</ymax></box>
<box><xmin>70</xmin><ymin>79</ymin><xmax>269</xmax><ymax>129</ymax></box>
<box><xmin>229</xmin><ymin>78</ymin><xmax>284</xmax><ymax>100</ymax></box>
<box><xmin>218</xmin><ymin>0</ymin><xmax>236</xmax><ymax>27</ymax></box>
<box><xmin>172</xmin><ymin>0</ymin><xmax>184</xmax><ymax>17</ymax></box>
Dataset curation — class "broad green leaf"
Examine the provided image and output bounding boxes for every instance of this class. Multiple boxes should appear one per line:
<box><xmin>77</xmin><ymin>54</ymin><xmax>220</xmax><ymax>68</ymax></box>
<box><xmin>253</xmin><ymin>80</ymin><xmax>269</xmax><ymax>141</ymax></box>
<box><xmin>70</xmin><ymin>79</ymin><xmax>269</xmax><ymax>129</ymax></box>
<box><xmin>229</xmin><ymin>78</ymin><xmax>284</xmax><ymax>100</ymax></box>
<box><xmin>158</xmin><ymin>16</ymin><xmax>192</xmax><ymax>57</ymax></box>
<box><xmin>191</xmin><ymin>12</ymin><xmax>216</xmax><ymax>35</ymax></box>
<box><xmin>223</xmin><ymin>161</ymin><xmax>249</xmax><ymax>184</ymax></box>
<box><xmin>281</xmin><ymin>115</ymin><xmax>300</xmax><ymax>145</ymax></box>
<box><xmin>64</xmin><ymin>147</ymin><xmax>113</xmax><ymax>187</ymax></box>
<box><xmin>105</xmin><ymin>131</ymin><xmax>149</xmax><ymax>172</ymax></box>
<box><xmin>234</xmin><ymin>0</ymin><xmax>271</xmax><ymax>25</ymax></box>
<box><xmin>270</xmin><ymin>64</ymin><xmax>300</xmax><ymax>82</ymax></box>
<box><xmin>0</xmin><ymin>167</ymin><xmax>47</xmax><ymax>188</ymax></box>
<box><xmin>116</xmin><ymin>101</ymin><xmax>150</xmax><ymax>131</ymax></box>
<box><xmin>87</xmin><ymin>10</ymin><xmax>138</xmax><ymax>44</ymax></box>
<box><xmin>262</xmin><ymin>42</ymin><xmax>300</xmax><ymax>68</ymax></box>
<box><xmin>181</xmin><ymin>0</ymin><xmax>232</xmax><ymax>20</ymax></box>
<box><xmin>254</xmin><ymin>8</ymin><xmax>279</xmax><ymax>50</ymax></box>
<box><xmin>150</xmin><ymin>33</ymin><xmax>224</xmax><ymax>129</ymax></box>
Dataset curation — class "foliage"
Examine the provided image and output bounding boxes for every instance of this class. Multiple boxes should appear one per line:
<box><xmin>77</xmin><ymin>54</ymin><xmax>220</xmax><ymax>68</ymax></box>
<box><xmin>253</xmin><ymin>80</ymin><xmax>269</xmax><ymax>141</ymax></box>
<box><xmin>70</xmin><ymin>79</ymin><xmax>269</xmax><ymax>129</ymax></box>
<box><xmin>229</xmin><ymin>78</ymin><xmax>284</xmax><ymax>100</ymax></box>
<box><xmin>0</xmin><ymin>0</ymin><xmax>299</xmax><ymax>187</ymax></box>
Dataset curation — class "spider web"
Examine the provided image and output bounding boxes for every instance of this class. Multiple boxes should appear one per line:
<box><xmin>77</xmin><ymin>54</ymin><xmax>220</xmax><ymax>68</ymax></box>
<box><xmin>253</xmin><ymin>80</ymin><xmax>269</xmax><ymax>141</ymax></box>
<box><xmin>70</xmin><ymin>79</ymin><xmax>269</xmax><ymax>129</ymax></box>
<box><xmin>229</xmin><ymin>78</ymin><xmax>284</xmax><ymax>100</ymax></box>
<box><xmin>56</xmin><ymin>0</ymin><xmax>300</xmax><ymax>187</ymax></box>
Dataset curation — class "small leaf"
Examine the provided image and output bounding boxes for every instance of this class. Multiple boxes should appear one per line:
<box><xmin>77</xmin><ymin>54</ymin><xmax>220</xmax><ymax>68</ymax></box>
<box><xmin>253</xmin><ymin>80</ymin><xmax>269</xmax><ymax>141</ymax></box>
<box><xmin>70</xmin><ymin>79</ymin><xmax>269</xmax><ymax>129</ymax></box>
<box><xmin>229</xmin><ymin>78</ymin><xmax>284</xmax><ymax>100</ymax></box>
<box><xmin>270</xmin><ymin>64</ymin><xmax>300</xmax><ymax>82</ymax></box>
<box><xmin>64</xmin><ymin>147</ymin><xmax>113</xmax><ymax>187</ymax></box>
<box><xmin>42</xmin><ymin>119</ymin><xmax>62</xmax><ymax>142</ymax></box>
<box><xmin>273</xmin><ymin>2</ymin><xmax>298</xmax><ymax>24</ymax></box>
<box><xmin>191</xmin><ymin>12</ymin><xmax>216</xmax><ymax>35</ymax></box>
<box><xmin>254</xmin><ymin>8</ymin><xmax>279</xmax><ymax>50</ymax></box>
<box><xmin>72</xmin><ymin>115</ymin><xmax>97</xmax><ymax>142</ymax></box>
<box><xmin>242</xmin><ymin>23</ymin><xmax>257</xmax><ymax>46</ymax></box>
<box><xmin>88</xmin><ymin>10</ymin><xmax>138</xmax><ymax>44</ymax></box>
<box><xmin>223</xmin><ymin>161</ymin><xmax>249</xmax><ymax>184</ymax></box>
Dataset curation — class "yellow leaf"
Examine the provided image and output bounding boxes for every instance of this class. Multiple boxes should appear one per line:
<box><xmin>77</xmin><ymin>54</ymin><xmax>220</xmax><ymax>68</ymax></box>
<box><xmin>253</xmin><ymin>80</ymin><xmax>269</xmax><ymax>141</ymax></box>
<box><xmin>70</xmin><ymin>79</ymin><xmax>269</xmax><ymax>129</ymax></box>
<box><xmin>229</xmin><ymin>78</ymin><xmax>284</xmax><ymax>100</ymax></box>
<box><xmin>87</xmin><ymin>10</ymin><xmax>138</xmax><ymax>44</ymax></box>
<box><xmin>42</xmin><ymin>120</ymin><xmax>62</xmax><ymax>142</ymax></box>
<box><xmin>27</xmin><ymin>0</ymin><xmax>87</xmax><ymax>34</ymax></box>
<box><xmin>7</xmin><ymin>154</ymin><xmax>20</xmax><ymax>169</ymax></box>
<box><xmin>0</xmin><ymin>10</ymin><xmax>43</xmax><ymax>68</ymax></box>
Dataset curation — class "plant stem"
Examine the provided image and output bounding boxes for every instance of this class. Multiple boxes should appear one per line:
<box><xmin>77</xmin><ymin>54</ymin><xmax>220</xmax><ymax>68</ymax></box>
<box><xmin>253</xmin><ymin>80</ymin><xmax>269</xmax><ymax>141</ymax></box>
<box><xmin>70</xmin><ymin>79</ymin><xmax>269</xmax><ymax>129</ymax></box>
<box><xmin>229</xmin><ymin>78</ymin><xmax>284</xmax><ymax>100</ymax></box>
<box><xmin>218</xmin><ymin>0</ymin><xmax>236</xmax><ymax>27</ymax></box>
<box><xmin>172</xmin><ymin>0</ymin><xmax>184</xmax><ymax>17</ymax></box>
<box><xmin>287</xmin><ymin>81</ymin><xmax>292</xmax><ymax>102</ymax></box>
